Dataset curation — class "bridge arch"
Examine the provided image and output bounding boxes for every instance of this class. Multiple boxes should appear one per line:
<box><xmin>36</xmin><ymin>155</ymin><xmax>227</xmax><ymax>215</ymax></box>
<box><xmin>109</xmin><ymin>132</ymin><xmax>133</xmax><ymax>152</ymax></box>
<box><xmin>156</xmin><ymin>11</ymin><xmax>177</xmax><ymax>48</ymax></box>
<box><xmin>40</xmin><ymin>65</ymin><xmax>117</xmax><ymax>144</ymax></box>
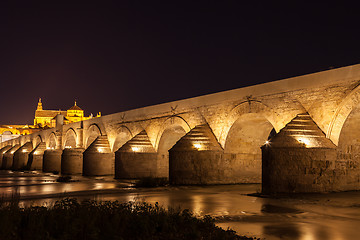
<box><xmin>336</xmin><ymin>100</ymin><xmax>360</xmax><ymax>175</ymax></box>
<box><xmin>63</xmin><ymin>128</ymin><xmax>77</xmax><ymax>148</ymax></box>
<box><xmin>1</xmin><ymin>130</ymin><xmax>14</xmax><ymax>135</ymax></box>
<box><xmin>20</xmin><ymin>135</ymin><xmax>31</xmax><ymax>146</ymax></box>
<box><xmin>47</xmin><ymin>132</ymin><xmax>57</xmax><ymax>149</ymax></box>
<box><xmin>32</xmin><ymin>135</ymin><xmax>43</xmax><ymax>148</ymax></box>
<box><xmin>112</xmin><ymin>125</ymin><xmax>133</xmax><ymax>152</ymax></box>
<box><xmin>155</xmin><ymin>116</ymin><xmax>191</xmax><ymax>151</ymax></box>
<box><xmin>327</xmin><ymin>84</ymin><xmax>360</xmax><ymax>145</ymax></box>
<box><xmin>219</xmin><ymin>100</ymin><xmax>278</xmax><ymax>147</ymax></box>
<box><xmin>85</xmin><ymin>124</ymin><xmax>102</xmax><ymax>148</ymax></box>
<box><xmin>219</xmin><ymin>101</ymin><xmax>277</xmax><ymax>183</ymax></box>
<box><xmin>12</xmin><ymin>138</ymin><xmax>20</xmax><ymax>145</ymax></box>
<box><xmin>154</xmin><ymin>116</ymin><xmax>191</xmax><ymax>178</ymax></box>
<box><xmin>0</xmin><ymin>129</ymin><xmax>19</xmax><ymax>135</ymax></box>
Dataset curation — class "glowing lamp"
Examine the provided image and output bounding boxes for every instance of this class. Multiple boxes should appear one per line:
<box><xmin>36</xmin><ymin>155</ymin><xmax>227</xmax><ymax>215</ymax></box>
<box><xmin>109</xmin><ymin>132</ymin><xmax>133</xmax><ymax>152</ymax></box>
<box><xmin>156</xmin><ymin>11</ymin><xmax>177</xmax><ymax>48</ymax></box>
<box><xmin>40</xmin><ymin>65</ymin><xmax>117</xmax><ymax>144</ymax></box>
<box><xmin>97</xmin><ymin>148</ymin><xmax>103</xmax><ymax>153</ymax></box>
<box><xmin>22</xmin><ymin>149</ymin><xmax>27</xmax><ymax>153</ymax></box>
<box><xmin>193</xmin><ymin>143</ymin><xmax>202</xmax><ymax>150</ymax></box>
<box><xmin>265</xmin><ymin>140</ymin><xmax>269</xmax><ymax>145</ymax></box>
<box><xmin>131</xmin><ymin>146</ymin><xmax>140</xmax><ymax>152</ymax></box>
<box><xmin>297</xmin><ymin>137</ymin><xmax>311</xmax><ymax>147</ymax></box>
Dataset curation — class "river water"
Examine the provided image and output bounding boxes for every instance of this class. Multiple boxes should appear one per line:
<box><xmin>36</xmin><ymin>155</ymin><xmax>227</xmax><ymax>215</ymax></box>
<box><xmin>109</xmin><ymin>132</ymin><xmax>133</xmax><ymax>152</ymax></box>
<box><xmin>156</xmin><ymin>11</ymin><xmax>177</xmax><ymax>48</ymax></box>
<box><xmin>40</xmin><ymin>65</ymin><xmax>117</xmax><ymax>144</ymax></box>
<box><xmin>0</xmin><ymin>170</ymin><xmax>359</xmax><ymax>240</ymax></box>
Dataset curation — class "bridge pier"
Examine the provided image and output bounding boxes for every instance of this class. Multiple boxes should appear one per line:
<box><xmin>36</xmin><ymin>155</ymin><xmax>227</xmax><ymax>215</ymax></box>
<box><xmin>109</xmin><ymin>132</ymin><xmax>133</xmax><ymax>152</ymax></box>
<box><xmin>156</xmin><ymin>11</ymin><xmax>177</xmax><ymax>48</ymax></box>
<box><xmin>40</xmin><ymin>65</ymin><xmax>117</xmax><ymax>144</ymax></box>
<box><xmin>28</xmin><ymin>142</ymin><xmax>46</xmax><ymax>170</ymax></box>
<box><xmin>0</xmin><ymin>145</ymin><xmax>12</xmax><ymax>168</ymax></box>
<box><xmin>261</xmin><ymin>113</ymin><xmax>337</xmax><ymax>194</ymax></box>
<box><xmin>115</xmin><ymin>131</ymin><xmax>157</xmax><ymax>179</ymax></box>
<box><xmin>83</xmin><ymin>135</ymin><xmax>114</xmax><ymax>176</ymax></box>
<box><xmin>61</xmin><ymin>148</ymin><xmax>84</xmax><ymax>175</ymax></box>
<box><xmin>169</xmin><ymin>125</ymin><xmax>225</xmax><ymax>185</ymax></box>
<box><xmin>13</xmin><ymin>142</ymin><xmax>33</xmax><ymax>170</ymax></box>
<box><xmin>2</xmin><ymin>144</ymin><xmax>20</xmax><ymax>169</ymax></box>
<box><xmin>43</xmin><ymin>149</ymin><xmax>62</xmax><ymax>173</ymax></box>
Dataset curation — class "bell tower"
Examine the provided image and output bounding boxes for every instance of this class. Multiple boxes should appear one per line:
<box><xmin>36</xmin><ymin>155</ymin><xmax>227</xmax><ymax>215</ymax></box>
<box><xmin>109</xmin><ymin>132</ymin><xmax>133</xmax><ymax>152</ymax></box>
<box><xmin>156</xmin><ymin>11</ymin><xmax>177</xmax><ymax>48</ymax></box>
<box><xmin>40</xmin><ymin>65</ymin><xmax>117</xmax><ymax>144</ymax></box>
<box><xmin>37</xmin><ymin>98</ymin><xmax>43</xmax><ymax>111</ymax></box>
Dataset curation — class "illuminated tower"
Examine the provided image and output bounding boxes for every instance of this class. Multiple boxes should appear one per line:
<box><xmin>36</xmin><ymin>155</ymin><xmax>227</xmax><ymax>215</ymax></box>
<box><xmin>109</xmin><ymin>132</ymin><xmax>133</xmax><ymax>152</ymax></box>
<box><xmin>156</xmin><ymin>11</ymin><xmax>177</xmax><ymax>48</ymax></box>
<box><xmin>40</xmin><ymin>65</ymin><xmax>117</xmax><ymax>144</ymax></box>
<box><xmin>36</xmin><ymin>98</ymin><xmax>43</xmax><ymax>110</ymax></box>
<box><xmin>67</xmin><ymin>100</ymin><xmax>85</xmax><ymax>123</ymax></box>
<box><xmin>34</xmin><ymin>98</ymin><xmax>67</xmax><ymax>127</ymax></box>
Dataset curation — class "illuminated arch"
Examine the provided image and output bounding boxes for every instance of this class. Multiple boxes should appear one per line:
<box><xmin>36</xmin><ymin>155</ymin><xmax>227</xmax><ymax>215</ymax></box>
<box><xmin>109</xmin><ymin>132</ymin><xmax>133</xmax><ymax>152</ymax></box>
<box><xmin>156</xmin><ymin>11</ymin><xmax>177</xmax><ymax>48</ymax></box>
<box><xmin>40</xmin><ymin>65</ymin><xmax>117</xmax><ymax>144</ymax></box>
<box><xmin>327</xmin><ymin>84</ymin><xmax>360</xmax><ymax>145</ymax></box>
<box><xmin>87</xmin><ymin>124</ymin><xmax>102</xmax><ymax>135</ymax></box>
<box><xmin>12</xmin><ymin>138</ymin><xmax>20</xmax><ymax>145</ymax></box>
<box><xmin>112</xmin><ymin>125</ymin><xmax>133</xmax><ymax>152</ymax></box>
<box><xmin>85</xmin><ymin>124</ymin><xmax>102</xmax><ymax>148</ymax></box>
<box><xmin>32</xmin><ymin>135</ymin><xmax>43</xmax><ymax>148</ymax></box>
<box><xmin>63</xmin><ymin>128</ymin><xmax>77</xmax><ymax>148</ymax></box>
<box><xmin>20</xmin><ymin>136</ymin><xmax>30</xmax><ymax>146</ymax></box>
<box><xmin>154</xmin><ymin>116</ymin><xmax>191</xmax><ymax>151</ymax></box>
<box><xmin>47</xmin><ymin>132</ymin><xmax>57</xmax><ymax>149</ymax></box>
<box><xmin>0</xmin><ymin>129</ymin><xmax>16</xmax><ymax>135</ymax></box>
<box><xmin>1</xmin><ymin>130</ymin><xmax>13</xmax><ymax>135</ymax></box>
<box><xmin>219</xmin><ymin>100</ymin><xmax>278</xmax><ymax>147</ymax></box>
<box><xmin>22</xmin><ymin>130</ymin><xmax>30</xmax><ymax>135</ymax></box>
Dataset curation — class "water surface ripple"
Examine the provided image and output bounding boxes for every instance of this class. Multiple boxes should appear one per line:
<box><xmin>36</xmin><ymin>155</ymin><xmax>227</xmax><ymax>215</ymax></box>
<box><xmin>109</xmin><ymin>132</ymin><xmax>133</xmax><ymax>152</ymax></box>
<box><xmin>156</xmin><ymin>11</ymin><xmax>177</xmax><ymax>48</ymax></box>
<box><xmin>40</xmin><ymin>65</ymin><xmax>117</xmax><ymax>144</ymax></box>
<box><xmin>1</xmin><ymin>171</ymin><xmax>359</xmax><ymax>240</ymax></box>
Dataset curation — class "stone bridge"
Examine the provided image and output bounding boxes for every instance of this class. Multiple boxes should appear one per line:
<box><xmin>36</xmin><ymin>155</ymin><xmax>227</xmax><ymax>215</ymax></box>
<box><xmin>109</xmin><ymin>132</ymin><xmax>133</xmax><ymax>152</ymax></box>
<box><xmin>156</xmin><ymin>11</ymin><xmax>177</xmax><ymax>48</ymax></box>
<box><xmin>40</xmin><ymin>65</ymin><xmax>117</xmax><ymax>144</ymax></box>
<box><xmin>2</xmin><ymin>64</ymin><xmax>360</xmax><ymax>193</ymax></box>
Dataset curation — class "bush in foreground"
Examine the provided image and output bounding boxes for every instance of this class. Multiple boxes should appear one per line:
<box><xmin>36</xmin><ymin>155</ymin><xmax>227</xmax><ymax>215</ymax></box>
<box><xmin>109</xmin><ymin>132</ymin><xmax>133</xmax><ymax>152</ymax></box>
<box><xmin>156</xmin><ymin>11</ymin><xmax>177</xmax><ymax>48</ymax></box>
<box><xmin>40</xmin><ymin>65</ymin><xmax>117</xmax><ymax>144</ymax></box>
<box><xmin>0</xmin><ymin>198</ymin><xmax>257</xmax><ymax>240</ymax></box>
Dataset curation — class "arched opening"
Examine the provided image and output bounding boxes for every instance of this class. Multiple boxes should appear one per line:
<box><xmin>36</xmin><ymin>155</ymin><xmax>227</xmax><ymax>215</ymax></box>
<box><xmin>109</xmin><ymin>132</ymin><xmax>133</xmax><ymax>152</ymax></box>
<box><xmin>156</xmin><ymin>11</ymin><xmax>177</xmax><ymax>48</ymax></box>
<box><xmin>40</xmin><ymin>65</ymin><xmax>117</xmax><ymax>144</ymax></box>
<box><xmin>33</xmin><ymin>135</ymin><xmax>42</xmax><ymax>148</ymax></box>
<box><xmin>64</xmin><ymin>129</ymin><xmax>77</xmax><ymax>148</ymax></box>
<box><xmin>224</xmin><ymin>113</ymin><xmax>275</xmax><ymax>183</ymax></box>
<box><xmin>157</xmin><ymin>125</ymin><xmax>187</xmax><ymax>178</ymax></box>
<box><xmin>85</xmin><ymin>125</ymin><xmax>101</xmax><ymax>148</ymax></box>
<box><xmin>338</xmin><ymin>106</ymin><xmax>360</xmax><ymax>151</ymax></box>
<box><xmin>112</xmin><ymin>127</ymin><xmax>132</xmax><ymax>152</ymax></box>
<box><xmin>337</xmin><ymin>106</ymin><xmax>360</xmax><ymax>188</ymax></box>
<box><xmin>48</xmin><ymin>133</ymin><xmax>57</xmax><ymax>149</ymax></box>
<box><xmin>327</xmin><ymin>84</ymin><xmax>360</xmax><ymax>145</ymax></box>
<box><xmin>1</xmin><ymin>131</ymin><xmax>15</xmax><ymax>143</ymax></box>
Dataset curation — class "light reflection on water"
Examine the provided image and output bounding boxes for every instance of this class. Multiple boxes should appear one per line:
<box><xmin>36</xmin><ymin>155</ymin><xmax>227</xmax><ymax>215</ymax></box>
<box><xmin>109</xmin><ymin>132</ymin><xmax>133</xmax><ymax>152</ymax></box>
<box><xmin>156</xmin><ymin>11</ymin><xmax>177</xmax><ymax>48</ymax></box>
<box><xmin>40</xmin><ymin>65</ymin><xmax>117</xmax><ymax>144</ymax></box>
<box><xmin>0</xmin><ymin>171</ymin><xmax>360</xmax><ymax>240</ymax></box>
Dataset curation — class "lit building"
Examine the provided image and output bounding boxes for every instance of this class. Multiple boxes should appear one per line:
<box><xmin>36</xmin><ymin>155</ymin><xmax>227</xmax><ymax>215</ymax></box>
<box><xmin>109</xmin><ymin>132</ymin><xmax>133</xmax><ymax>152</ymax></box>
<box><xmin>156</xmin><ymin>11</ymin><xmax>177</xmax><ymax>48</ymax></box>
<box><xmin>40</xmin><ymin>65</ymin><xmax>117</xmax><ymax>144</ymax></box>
<box><xmin>0</xmin><ymin>125</ymin><xmax>40</xmax><ymax>142</ymax></box>
<box><xmin>0</xmin><ymin>98</ymin><xmax>100</xmax><ymax>143</ymax></box>
<box><xmin>34</xmin><ymin>98</ymin><xmax>100</xmax><ymax>128</ymax></box>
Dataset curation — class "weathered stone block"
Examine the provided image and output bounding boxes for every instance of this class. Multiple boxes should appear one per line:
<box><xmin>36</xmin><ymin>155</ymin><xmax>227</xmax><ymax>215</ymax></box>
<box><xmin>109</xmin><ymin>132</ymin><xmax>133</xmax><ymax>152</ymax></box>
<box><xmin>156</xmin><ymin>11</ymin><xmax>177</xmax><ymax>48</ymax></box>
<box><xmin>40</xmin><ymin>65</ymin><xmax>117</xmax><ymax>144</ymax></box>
<box><xmin>61</xmin><ymin>148</ymin><xmax>84</xmax><ymax>175</ymax></box>
<box><xmin>83</xmin><ymin>135</ymin><xmax>114</xmax><ymax>176</ymax></box>
<box><xmin>83</xmin><ymin>152</ymin><xmax>114</xmax><ymax>176</ymax></box>
<box><xmin>43</xmin><ymin>149</ymin><xmax>62</xmax><ymax>173</ymax></box>
<box><xmin>170</xmin><ymin>150</ymin><xmax>226</xmax><ymax>184</ymax></box>
<box><xmin>115</xmin><ymin>152</ymin><xmax>158</xmax><ymax>179</ymax></box>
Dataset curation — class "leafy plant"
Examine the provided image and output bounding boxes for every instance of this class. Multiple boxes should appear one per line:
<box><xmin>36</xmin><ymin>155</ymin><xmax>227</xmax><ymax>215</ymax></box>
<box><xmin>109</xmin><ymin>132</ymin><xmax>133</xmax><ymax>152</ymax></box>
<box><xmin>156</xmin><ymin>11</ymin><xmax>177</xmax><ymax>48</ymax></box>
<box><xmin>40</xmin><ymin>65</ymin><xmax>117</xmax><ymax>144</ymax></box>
<box><xmin>0</xmin><ymin>197</ymin><xmax>257</xmax><ymax>240</ymax></box>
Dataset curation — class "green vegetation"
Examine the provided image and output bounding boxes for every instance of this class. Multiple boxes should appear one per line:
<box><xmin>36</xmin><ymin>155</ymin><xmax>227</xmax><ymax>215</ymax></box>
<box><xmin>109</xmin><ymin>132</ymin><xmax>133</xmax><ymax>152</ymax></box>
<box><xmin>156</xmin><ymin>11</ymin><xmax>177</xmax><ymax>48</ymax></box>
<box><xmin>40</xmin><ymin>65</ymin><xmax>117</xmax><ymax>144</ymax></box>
<box><xmin>135</xmin><ymin>177</ymin><xmax>169</xmax><ymax>188</ymax></box>
<box><xmin>0</xmin><ymin>197</ymin><xmax>257</xmax><ymax>240</ymax></box>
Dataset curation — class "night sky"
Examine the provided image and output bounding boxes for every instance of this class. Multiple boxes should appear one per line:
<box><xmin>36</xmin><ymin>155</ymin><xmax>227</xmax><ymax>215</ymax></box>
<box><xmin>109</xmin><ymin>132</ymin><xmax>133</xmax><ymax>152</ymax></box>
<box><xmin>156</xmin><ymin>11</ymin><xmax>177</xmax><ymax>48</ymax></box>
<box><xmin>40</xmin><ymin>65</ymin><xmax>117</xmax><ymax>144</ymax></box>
<box><xmin>1</xmin><ymin>2</ymin><xmax>359</xmax><ymax>124</ymax></box>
